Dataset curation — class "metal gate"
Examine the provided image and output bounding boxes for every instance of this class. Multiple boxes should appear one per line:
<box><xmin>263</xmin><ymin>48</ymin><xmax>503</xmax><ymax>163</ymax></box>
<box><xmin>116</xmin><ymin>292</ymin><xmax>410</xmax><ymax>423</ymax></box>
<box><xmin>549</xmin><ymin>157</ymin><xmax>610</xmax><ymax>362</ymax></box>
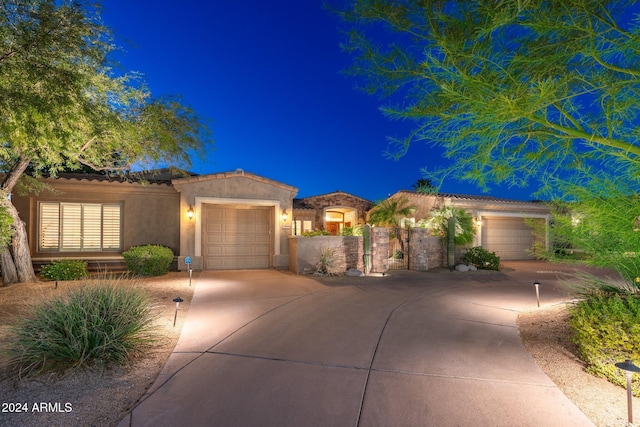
<box><xmin>388</xmin><ymin>228</ymin><xmax>410</xmax><ymax>270</ymax></box>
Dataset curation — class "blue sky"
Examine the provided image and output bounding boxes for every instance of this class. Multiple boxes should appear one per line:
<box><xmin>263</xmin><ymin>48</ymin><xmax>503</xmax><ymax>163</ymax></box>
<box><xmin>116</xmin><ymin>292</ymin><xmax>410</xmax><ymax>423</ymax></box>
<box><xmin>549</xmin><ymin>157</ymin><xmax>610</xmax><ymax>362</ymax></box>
<box><xmin>101</xmin><ymin>1</ymin><xmax>537</xmax><ymax>202</ymax></box>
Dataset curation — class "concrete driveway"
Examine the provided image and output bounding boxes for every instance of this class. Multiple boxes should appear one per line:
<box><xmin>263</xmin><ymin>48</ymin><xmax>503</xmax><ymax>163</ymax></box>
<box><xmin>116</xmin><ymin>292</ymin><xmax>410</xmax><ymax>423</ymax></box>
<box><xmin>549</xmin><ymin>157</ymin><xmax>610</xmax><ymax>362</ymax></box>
<box><xmin>118</xmin><ymin>262</ymin><xmax>598</xmax><ymax>427</ymax></box>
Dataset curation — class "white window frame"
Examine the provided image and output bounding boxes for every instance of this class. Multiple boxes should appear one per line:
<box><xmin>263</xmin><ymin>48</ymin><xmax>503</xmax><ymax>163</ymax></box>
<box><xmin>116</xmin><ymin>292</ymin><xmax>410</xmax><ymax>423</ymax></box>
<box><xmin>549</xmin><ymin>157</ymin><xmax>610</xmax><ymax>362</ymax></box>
<box><xmin>38</xmin><ymin>202</ymin><xmax>123</xmax><ymax>252</ymax></box>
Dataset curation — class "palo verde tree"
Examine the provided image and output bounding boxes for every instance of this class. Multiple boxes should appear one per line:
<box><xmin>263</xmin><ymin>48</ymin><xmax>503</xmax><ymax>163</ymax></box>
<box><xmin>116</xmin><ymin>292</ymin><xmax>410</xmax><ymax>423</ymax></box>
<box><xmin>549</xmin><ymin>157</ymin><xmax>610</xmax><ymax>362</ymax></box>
<box><xmin>0</xmin><ymin>0</ymin><xmax>212</xmax><ymax>284</ymax></box>
<box><xmin>335</xmin><ymin>0</ymin><xmax>640</xmax><ymax>277</ymax></box>
<box><xmin>334</xmin><ymin>1</ymin><xmax>640</xmax><ymax>195</ymax></box>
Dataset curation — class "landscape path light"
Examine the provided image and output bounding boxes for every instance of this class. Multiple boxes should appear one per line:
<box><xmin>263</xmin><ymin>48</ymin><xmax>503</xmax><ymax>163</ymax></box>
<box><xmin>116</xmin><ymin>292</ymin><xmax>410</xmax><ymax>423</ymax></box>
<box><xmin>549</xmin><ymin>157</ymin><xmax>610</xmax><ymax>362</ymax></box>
<box><xmin>172</xmin><ymin>297</ymin><xmax>184</xmax><ymax>327</ymax></box>
<box><xmin>615</xmin><ymin>359</ymin><xmax>640</xmax><ymax>425</ymax></box>
<box><xmin>533</xmin><ymin>280</ymin><xmax>540</xmax><ymax>307</ymax></box>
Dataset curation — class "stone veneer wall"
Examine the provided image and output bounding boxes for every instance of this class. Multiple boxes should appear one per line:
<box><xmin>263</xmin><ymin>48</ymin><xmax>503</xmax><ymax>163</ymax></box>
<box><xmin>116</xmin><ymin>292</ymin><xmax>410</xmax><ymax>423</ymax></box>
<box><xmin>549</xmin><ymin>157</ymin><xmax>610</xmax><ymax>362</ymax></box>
<box><xmin>298</xmin><ymin>193</ymin><xmax>374</xmax><ymax>229</ymax></box>
<box><xmin>371</xmin><ymin>227</ymin><xmax>389</xmax><ymax>273</ymax></box>
<box><xmin>289</xmin><ymin>230</ymin><xmax>385</xmax><ymax>275</ymax></box>
<box><xmin>408</xmin><ymin>228</ymin><xmax>445</xmax><ymax>270</ymax></box>
<box><xmin>289</xmin><ymin>227</ymin><xmax>451</xmax><ymax>274</ymax></box>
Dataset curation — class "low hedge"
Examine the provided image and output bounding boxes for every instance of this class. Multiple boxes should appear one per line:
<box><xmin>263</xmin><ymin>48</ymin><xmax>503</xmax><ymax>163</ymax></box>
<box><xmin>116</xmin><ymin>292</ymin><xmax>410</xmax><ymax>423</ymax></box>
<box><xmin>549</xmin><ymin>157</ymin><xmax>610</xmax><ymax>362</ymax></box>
<box><xmin>40</xmin><ymin>259</ymin><xmax>89</xmax><ymax>281</ymax></box>
<box><xmin>569</xmin><ymin>293</ymin><xmax>640</xmax><ymax>394</ymax></box>
<box><xmin>123</xmin><ymin>245</ymin><xmax>174</xmax><ymax>276</ymax></box>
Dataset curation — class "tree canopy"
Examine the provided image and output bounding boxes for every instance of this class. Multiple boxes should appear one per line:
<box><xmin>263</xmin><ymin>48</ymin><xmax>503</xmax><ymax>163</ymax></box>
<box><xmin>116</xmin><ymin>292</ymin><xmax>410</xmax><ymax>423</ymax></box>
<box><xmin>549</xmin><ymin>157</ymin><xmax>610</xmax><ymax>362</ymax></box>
<box><xmin>0</xmin><ymin>0</ymin><xmax>212</xmax><ymax>284</ymax></box>
<box><xmin>335</xmin><ymin>0</ymin><xmax>640</xmax><ymax>198</ymax></box>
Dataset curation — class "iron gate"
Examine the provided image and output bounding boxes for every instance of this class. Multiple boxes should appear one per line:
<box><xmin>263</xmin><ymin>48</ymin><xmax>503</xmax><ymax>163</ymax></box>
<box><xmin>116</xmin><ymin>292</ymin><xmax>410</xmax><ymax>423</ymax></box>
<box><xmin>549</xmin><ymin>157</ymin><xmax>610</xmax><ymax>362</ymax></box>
<box><xmin>388</xmin><ymin>228</ymin><xmax>410</xmax><ymax>270</ymax></box>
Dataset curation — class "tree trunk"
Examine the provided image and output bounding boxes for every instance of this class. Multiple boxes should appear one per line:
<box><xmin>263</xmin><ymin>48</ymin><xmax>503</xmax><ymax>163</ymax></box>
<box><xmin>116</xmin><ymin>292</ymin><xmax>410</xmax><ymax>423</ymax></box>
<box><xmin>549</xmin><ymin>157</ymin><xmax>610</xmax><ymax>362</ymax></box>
<box><xmin>0</xmin><ymin>157</ymin><xmax>36</xmax><ymax>284</ymax></box>
<box><xmin>8</xmin><ymin>203</ymin><xmax>36</xmax><ymax>283</ymax></box>
<box><xmin>0</xmin><ymin>247</ymin><xmax>18</xmax><ymax>285</ymax></box>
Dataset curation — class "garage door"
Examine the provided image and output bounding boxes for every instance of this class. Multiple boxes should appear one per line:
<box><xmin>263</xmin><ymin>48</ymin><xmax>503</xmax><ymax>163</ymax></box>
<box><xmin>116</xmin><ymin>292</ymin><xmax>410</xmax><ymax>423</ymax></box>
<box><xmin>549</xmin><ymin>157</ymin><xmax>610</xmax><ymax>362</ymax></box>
<box><xmin>203</xmin><ymin>205</ymin><xmax>271</xmax><ymax>270</ymax></box>
<box><xmin>481</xmin><ymin>216</ymin><xmax>535</xmax><ymax>260</ymax></box>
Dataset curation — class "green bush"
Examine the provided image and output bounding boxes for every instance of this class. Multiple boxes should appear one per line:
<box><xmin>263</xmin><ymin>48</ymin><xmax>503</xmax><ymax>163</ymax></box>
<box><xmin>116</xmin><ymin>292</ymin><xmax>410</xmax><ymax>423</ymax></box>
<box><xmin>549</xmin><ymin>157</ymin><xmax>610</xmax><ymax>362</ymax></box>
<box><xmin>123</xmin><ymin>245</ymin><xmax>174</xmax><ymax>276</ymax></box>
<box><xmin>5</xmin><ymin>277</ymin><xmax>159</xmax><ymax>377</ymax></box>
<box><xmin>569</xmin><ymin>293</ymin><xmax>640</xmax><ymax>394</ymax></box>
<box><xmin>40</xmin><ymin>259</ymin><xmax>89</xmax><ymax>281</ymax></box>
<box><xmin>462</xmin><ymin>246</ymin><xmax>500</xmax><ymax>270</ymax></box>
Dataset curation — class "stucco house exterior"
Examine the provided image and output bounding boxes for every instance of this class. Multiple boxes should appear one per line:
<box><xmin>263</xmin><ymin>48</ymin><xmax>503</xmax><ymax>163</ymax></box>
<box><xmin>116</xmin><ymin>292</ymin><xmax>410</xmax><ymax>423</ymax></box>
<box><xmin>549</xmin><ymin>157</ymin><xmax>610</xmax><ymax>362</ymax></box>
<box><xmin>388</xmin><ymin>190</ymin><xmax>551</xmax><ymax>260</ymax></box>
<box><xmin>11</xmin><ymin>169</ymin><xmax>550</xmax><ymax>273</ymax></box>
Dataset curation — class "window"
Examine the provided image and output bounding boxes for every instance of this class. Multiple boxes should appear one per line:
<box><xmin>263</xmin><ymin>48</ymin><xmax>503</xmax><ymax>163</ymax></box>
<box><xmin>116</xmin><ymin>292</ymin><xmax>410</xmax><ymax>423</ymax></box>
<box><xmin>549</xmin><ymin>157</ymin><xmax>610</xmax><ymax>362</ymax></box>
<box><xmin>293</xmin><ymin>219</ymin><xmax>313</xmax><ymax>236</ymax></box>
<box><xmin>39</xmin><ymin>202</ymin><xmax>122</xmax><ymax>252</ymax></box>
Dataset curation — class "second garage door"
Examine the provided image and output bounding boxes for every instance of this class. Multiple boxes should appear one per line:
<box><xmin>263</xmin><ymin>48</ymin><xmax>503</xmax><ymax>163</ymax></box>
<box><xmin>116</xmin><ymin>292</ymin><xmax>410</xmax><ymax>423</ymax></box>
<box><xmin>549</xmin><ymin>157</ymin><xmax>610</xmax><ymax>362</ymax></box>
<box><xmin>203</xmin><ymin>205</ymin><xmax>271</xmax><ymax>270</ymax></box>
<box><xmin>481</xmin><ymin>216</ymin><xmax>536</xmax><ymax>260</ymax></box>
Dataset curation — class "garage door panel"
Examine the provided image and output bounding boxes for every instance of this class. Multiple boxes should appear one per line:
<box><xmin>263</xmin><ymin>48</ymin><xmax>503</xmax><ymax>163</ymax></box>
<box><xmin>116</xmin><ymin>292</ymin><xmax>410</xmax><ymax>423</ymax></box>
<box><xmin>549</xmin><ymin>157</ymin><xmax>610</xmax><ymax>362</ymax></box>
<box><xmin>203</xmin><ymin>205</ymin><xmax>272</xmax><ymax>270</ymax></box>
<box><xmin>482</xmin><ymin>217</ymin><xmax>535</xmax><ymax>261</ymax></box>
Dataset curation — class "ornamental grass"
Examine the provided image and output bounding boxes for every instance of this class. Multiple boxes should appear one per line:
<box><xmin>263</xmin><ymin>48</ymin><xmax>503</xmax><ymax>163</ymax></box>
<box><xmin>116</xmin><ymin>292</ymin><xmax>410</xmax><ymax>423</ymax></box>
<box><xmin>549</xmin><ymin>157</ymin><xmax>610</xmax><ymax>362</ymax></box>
<box><xmin>5</xmin><ymin>276</ymin><xmax>159</xmax><ymax>377</ymax></box>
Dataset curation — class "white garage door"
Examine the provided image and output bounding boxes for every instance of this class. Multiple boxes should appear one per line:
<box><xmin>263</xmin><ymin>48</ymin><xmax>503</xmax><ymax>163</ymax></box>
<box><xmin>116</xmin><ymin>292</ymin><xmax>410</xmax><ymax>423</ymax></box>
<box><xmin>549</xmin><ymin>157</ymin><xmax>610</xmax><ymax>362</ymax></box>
<box><xmin>482</xmin><ymin>216</ymin><xmax>535</xmax><ymax>260</ymax></box>
<box><xmin>203</xmin><ymin>205</ymin><xmax>271</xmax><ymax>270</ymax></box>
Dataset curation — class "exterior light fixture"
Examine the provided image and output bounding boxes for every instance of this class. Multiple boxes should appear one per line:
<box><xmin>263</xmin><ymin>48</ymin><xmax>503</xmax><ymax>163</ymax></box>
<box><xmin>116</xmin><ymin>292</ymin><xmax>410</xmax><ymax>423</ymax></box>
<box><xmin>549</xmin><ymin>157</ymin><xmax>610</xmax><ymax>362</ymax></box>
<box><xmin>533</xmin><ymin>280</ymin><xmax>541</xmax><ymax>307</ymax></box>
<box><xmin>173</xmin><ymin>296</ymin><xmax>184</xmax><ymax>327</ymax></box>
<box><xmin>187</xmin><ymin>207</ymin><xmax>194</xmax><ymax>220</ymax></box>
<box><xmin>282</xmin><ymin>209</ymin><xmax>288</xmax><ymax>222</ymax></box>
<box><xmin>615</xmin><ymin>359</ymin><xmax>640</xmax><ymax>424</ymax></box>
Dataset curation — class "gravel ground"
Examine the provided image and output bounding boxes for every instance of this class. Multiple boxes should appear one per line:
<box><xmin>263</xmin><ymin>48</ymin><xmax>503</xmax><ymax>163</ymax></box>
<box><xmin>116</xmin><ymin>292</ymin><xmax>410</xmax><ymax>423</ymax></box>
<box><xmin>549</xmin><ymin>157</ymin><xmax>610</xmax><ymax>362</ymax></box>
<box><xmin>0</xmin><ymin>272</ymin><xmax>194</xmax><ymax>427</ymax></box>
<box><xmin>0</xmin><ymin>270</ymin><xmax>637</xmax><ymax>427</ymax></box>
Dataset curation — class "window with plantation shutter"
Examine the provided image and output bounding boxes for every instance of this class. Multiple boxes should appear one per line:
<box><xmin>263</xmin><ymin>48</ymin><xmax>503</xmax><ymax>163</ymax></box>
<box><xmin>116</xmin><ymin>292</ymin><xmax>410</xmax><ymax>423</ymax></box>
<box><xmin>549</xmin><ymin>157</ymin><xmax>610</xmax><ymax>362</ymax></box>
<box><xmin>38</xmin><ymin>202</ymin><xmax>122</xmax><ymax>252</ymax></box>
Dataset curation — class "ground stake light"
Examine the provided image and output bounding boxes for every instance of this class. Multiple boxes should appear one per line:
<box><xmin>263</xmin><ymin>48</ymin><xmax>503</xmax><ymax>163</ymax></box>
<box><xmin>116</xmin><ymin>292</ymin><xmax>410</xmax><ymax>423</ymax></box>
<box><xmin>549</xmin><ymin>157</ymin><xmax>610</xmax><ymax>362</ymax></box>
<box><xmin>173</xmin><ymin>297</ymin><xmax>184</xmax><ymax>327</ymax></box>
<box><xmin>533</xmin><ymin>280</ymin><xmax>540</xmax><ymax>307</ymax></box>
<box><xmin>615</xmin><ymin>359</ymin><xmax>640</xmax><ymax>425</ymax></box>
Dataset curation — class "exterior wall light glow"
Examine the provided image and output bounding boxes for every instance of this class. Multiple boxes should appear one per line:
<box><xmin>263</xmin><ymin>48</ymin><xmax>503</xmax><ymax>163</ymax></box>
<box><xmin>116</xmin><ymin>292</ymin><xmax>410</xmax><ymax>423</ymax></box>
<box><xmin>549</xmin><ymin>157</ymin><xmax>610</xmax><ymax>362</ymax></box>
<box><xmin>187</xmin><ymin>207</ymin><xmax>194</xmax><ymax>220</ymax></box>
<box><xmin>282</xmin><ymin>209</ymin><xmax>288</xmax><ymax>222</ymax></box>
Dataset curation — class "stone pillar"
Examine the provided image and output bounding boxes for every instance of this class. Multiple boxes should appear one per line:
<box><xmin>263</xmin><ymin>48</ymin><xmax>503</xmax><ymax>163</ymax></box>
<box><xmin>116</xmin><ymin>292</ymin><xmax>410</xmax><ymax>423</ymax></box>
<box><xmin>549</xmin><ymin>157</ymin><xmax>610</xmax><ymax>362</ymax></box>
<box><xmin>371</xmin><ymin>227</ymin><xmax>389</xmax><ymax>273</ymax></box>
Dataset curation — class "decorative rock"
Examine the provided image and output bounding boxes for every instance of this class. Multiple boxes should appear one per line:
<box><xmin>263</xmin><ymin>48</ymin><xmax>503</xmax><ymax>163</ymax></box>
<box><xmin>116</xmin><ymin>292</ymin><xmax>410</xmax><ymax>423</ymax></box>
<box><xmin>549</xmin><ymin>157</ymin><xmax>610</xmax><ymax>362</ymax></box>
<box><xmin>467</xmin><ymin>264</ymin><xmax>477</xmax><ymax>271</ymax></box>
<box><xmin>346</xmin><ymin>268</ymin><xmax>363</xmax><ymax>277</ymax></box>
<box><xmin>455</xmin><ymin>264</ymin><xmax>470</xmax><ymax>272</ymax></box>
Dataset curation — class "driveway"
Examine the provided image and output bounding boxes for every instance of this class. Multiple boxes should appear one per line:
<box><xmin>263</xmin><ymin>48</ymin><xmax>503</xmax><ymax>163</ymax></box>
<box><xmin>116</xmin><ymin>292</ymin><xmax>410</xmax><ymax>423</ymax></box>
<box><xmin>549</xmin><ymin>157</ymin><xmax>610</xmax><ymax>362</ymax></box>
<box><xmin>118</xmin><ymin>262</ymin><xmax>597</xmax><ymax>427</ymax></box>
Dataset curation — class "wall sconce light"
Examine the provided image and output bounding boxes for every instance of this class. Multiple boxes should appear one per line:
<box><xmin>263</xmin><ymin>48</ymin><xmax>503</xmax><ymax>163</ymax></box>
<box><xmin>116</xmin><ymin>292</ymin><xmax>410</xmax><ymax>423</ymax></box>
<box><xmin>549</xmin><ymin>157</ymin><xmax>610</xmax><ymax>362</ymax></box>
<box><xmin>476</xmin><ymin>217</ymin><xmax>482</xmax><ymax>227</ymax></box>
<box><xmin>187</xmin><ymin>207</ymin><xmax>194</xmax><ymax>220</ymax></box>
<box><xmin>282</xmin><ymin>209</ymin><xmax>288</xmax><ymax>222</ymax></box>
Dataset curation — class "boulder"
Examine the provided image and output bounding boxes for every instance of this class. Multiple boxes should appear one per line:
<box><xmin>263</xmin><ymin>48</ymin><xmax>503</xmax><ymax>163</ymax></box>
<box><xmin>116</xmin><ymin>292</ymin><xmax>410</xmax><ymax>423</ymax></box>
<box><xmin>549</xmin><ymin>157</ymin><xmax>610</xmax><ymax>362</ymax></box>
<box><xmin>467</xmin><ymin>264</ymin><xmax>477</xmax><ymax>271</ymax></box>
<box><xmin>346</xmin><ymin>268</ymin><xmax>363</xmax><ymax>277</ymax></box>
<box><xmin>455</xmin><ymin>264</ymin><xmax>470</xmax><ymax>272</ymax></box>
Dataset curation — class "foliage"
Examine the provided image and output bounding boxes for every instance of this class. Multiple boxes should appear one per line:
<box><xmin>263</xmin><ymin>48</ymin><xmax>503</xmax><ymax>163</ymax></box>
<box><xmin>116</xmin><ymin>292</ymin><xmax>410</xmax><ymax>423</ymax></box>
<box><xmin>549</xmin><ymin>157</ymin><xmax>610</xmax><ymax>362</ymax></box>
<box><xmin>0</xmin><ymin>206</ymin><xmax>13</xmax><ymax>248</ymax></box>
<box><xmin>0</xmin><ymin>0</ymin><xmax>212</xmax><ymax>284</ymax></box>
<box><xmin>123</xmin><ymin>245</ymin><xmax>174</xmax><ymax>276</ymax></box>
<box><xmin>335</xmin><ymin>0</ymin><xmax>640</xmax><ymax>198</ymax></box>
<box><xmin>339</xmin><ymin>224</ymin><xmax>363</xmax><ymax>236</ymax></box>
<box><xmin>462</xmin><ymin>246</ymin><xmax>500</xmax><ymax>271</ymax></box>
<box><xmin>524</xmin><ymin>217</ymin><xmax>548</xmax><ymax>259</ymax></box>
<box><xmin>5</xmin><ymin>276</ymin><xmax>159</xmax><ymax>377</ymax></box>
<box><xmin>301</xmin><ymin>230</ymin><xmax>331</xmax><ymax>237</ymax></box>
<box><xmin>314</xmin><ymin>247</ymin><xmax>341</xmax><ymax>276</ymax></box>
<box><xmin>421</xmin><ymin>205</ymin><xmax>475</xmax><ymax>246</ymax></box>
<box><xmin>569</xmin><ymin>292</ymin><xmax>640</xmax><ymax>394</ymax></box>
<box><xmin>367</xmin><ymin>196</ymin><xmax>415</xmax><ymax>227</ymax></box>
<box><xmin>411</xmin><ymin>178</ymin><xmax>433</xmax><ymax>193</ymax></box>
<box><xmin>549</xmin><ymin>192</ymin><xmax>640</xmax><ymax>281</ymax></box>
<box><xmin>40</xmin><ymin>259</ymin><xmax>89</xmax><ymax>281</ymax></box>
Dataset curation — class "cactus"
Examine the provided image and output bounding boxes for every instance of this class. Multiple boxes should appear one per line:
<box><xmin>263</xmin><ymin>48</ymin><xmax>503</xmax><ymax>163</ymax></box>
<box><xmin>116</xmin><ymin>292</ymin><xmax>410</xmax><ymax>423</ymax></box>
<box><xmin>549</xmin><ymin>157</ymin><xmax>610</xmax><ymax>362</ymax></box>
<box><xmin>447</xmin><ymin>216</ymin><xmax>456</xmax><ymax>271</ymax></box>
<box><xmin>363</xmin><ymin>224</ymin><xmax>372</xmax><ymax>274</ymax></box>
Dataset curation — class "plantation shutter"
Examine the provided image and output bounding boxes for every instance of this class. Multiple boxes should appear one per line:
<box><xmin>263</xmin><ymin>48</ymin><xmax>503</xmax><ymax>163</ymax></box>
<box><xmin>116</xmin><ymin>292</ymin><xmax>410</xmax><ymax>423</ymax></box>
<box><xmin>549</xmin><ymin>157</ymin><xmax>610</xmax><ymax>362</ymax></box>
<box><xmin>61</xmin><ymin>204</ymin><xmax>82</xmax><ymax>249</ymax></box>
<box><xmin>38</xmin><ymin>202</ymin><xmax>122</xmax><ymax>252</ymax></box>
<box><xmin>82</xmin><ymin>204</ymin><xmax>102</xmax><ymax>250</ymax></box>
<box><xmin>102</xmin><ymin>204</ymin><xmax>121</xmax><ymax>250</ymax></box>
<box><xmin>39</xmin><ymin>203</ymin><xmax>60</xmax><ymax>250</ymax></box>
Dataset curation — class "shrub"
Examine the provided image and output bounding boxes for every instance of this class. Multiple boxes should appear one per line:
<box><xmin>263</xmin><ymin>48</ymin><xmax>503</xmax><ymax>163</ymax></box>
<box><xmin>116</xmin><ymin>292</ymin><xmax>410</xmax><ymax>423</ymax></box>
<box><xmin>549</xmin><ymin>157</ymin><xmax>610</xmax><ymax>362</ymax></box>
<box><xmin>40</xmin><ymin>259</ymin><xmax>89</xmax><ymax>281</ymax></box>
<box><xmin>462</xmin><ymin>246</ymin><xmax>500</xmax><ymax>270</ymax></box>
<box><xmin>314</xmin><ymin>247</ymin><xmax>341</xmax><ymax>276</ymax></box>
<box><xmin>5</xmin><ymin>277</ymin><xmax>159</xmax><ymax>377</ymax></box>
<box><xmin>123</xmin><ymin>245</ymin><xmax>174</xmax><ymax>276</ymax></box>
<box><xmin>569</xmin><ymin>293</ymin><xmax>640</xmax><ymax>394</ymax></box>
<box><xmin>301</xmin><ymin>230</ymin><xmax>331</xmax><ymax>237</ymax></box>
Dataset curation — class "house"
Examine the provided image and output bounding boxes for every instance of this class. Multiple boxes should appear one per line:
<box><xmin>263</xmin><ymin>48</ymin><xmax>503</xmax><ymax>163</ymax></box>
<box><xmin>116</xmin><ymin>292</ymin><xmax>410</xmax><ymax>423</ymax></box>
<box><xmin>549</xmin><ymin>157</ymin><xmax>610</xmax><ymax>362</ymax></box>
<box><xmin>387</xmin><ymin>190</ymin><xmax>551</xmax><ymax>260</ymax></box>
<box><xmin>292</xmin><ymin>191</ymin><xmax>374</xmax><ymax>235</ymax></box>
<box><xmin>12</xmin><ymin>170</ymin><xmax>550</xmax><ymax>274</ymax></box>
